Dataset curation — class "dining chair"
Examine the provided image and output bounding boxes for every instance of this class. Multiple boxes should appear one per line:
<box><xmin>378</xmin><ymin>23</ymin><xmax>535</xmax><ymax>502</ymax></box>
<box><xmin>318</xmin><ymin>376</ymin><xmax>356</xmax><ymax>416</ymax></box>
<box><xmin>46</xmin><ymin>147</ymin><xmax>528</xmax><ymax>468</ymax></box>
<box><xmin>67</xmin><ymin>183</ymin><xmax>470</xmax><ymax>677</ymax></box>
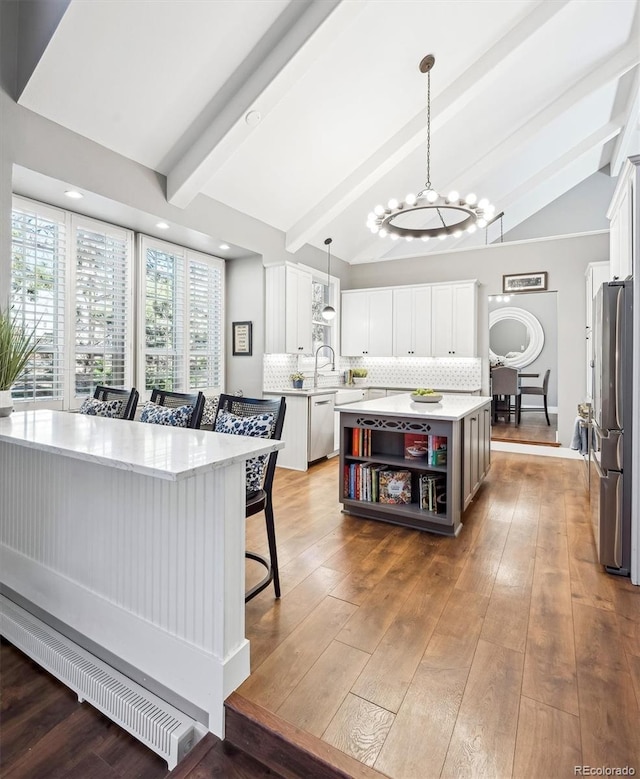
<box><xmin>80</xmin><ymin>385</ymin><xmax>139</xmax><ymax>420</ymax></box>
<box><xmin>142</xmin><ymin>389</ymin><xmax>205</xmax><ymax>428</ymax></box>
<box><xmin>213</xmin><ymin>393</ymin><xmax>286</xmax><ymax>602</ymax></box>
<box><xmin>517</xmin><ymin>369</ymin><xmax>551</xmax><ymax>425</ymax></box>
<box><xmin>490</xmin><ymin>367</ymin><xmax>520</xmax><ymax>424</ymax></box>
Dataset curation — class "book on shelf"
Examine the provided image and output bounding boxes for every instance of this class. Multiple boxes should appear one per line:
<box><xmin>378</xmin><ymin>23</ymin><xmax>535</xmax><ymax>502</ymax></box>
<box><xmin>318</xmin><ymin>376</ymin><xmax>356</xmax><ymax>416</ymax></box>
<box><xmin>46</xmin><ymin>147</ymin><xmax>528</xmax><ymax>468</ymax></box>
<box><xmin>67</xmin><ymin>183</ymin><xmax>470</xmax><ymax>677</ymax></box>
<box><xmin>419</xmin><ymin>473</ymin><xmax>446</xmax><ymax>513</ymax></box>
<box><xmin>404</xmin><ymin>433</ymin><xmax>428</xmax><ymax>460</ymax></box>
<box><xmin>430</xmin><ymin>435</ymin><xmax>447</xmax><ymax>466</ymax></box>
<box><xmin>378</xmin><ymin>470</ymin><xmax>412</xmax><ymax>505</ymax></box>
<box><xmin>351</xmin><ymin>427</ymin><xmax>372</xmax><ymax>457</ymax></box>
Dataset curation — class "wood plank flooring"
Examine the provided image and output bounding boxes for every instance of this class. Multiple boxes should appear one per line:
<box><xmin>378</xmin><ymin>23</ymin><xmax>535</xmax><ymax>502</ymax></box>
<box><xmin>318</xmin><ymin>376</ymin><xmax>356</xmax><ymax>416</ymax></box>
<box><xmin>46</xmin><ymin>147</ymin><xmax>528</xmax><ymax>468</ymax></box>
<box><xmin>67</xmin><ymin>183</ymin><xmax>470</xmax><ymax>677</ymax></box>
<box><xmin>491</xmin><ymin>411</ymin><xmax>558</xmax><ymax>445</ymax></box>
<box><xmin>241</xmin><ymin>451</ymin><xmax>640</xmax><ymax>778</ymax></box>
<box><xmin>2</xmin><ymin>449</ymin><xmax>638</xmax><ymax>778</ymax></box>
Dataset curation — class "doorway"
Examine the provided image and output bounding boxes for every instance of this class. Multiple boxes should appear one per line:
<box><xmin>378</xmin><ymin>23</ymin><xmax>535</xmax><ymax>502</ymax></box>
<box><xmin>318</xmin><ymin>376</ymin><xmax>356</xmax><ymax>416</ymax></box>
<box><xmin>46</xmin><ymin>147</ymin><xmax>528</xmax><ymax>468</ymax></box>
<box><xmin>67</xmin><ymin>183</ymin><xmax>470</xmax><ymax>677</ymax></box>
<box><xmin>488</xmin><ymin>290</ymin><xmax>559</xmax><ymax>446</ymax></box>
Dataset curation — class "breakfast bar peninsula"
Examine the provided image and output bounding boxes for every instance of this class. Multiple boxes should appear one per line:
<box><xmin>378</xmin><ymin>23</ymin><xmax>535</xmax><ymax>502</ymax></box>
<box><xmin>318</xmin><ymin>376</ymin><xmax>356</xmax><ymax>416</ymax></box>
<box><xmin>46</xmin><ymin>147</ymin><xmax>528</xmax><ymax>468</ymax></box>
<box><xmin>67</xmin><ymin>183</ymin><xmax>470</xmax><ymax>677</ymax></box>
<box><xmin>337</xmin><ymin>393</ymin><xmax>492</xmax><ymax>536</ymax></box>
<box><xmin>0</xmin><ymin>410</ymin><xmax>283</xmax><ymax>766</ymax></box>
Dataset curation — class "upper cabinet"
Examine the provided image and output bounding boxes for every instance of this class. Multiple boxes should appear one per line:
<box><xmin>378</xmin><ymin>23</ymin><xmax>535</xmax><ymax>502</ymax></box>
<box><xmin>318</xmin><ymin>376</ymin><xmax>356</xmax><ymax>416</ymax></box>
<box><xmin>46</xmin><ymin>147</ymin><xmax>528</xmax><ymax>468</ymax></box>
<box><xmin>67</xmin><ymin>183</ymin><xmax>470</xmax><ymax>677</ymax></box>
<box><xmin>393</xmin><ymin>286</ymin><xmax>432</xmax><ymax>356</ymax></box>
<box><xmin>431</xmin><ymin>282</ymin><xmax>478</xmax><ymax>357</ymax></box>
<box><xmin>265</xmin><ymin>264</ymin><xmax>312</xmax><ymax>354</ymax></box>
<box><xmin>341</xmin><ymin>289</ymin><xmax>393</xmax><ymax>356</ymax></box>
<box><xmin>607</xmin><ymin>156</ymin><xmax>638</xmax><ymax>282</ymax></box>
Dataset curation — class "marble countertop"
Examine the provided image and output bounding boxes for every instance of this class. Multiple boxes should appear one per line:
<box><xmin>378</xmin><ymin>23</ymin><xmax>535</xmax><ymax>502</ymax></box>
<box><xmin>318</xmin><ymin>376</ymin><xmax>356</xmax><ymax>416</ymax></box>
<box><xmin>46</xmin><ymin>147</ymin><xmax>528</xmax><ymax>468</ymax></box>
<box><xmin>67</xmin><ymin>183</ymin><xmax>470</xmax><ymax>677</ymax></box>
<box><xmin>0</xmin><ymin>410</ymin><xmax>283</xmax><ymax>481</ymax></box>
<box><xmin>263</xmin><ymin>387</ymin><xmax>340</xmax><ymax>398</ymax></box>
<box><xmin>334</xmin><ymin>392</ymin><xmax>492</xmax><ymax>422</ymax></box>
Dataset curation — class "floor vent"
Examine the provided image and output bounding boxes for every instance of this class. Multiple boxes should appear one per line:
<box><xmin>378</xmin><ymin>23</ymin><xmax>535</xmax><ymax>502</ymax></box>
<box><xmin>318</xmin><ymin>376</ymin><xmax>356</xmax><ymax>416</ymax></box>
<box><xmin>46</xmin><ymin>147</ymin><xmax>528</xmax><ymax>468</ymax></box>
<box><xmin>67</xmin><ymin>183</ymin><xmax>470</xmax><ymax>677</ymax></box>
<box><xmin>0</xmin><ymin>596</ymin><xmax>198</xmax><ymax>769</ymax></box>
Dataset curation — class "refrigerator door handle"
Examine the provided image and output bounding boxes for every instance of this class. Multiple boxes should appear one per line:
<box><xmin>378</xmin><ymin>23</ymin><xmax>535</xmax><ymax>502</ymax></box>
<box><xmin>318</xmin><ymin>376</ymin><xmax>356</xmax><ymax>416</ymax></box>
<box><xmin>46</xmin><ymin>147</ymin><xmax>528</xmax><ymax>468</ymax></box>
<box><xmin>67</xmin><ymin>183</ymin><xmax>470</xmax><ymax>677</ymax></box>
<box><xmin>614</xmin><ymin>287</ymin><xmax>624</xmax><ymax>429</ymax></box>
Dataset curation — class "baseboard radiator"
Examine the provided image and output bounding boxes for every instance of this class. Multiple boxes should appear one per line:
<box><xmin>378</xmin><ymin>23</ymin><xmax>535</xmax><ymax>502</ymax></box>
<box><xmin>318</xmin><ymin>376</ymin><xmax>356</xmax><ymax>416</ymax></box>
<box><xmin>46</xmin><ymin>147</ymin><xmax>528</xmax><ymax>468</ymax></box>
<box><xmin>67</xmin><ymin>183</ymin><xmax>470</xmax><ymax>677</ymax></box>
<box><xmin>0</xmin><ymin>595</ymin><xmax>198</xmax><ymax>769</ymax></box>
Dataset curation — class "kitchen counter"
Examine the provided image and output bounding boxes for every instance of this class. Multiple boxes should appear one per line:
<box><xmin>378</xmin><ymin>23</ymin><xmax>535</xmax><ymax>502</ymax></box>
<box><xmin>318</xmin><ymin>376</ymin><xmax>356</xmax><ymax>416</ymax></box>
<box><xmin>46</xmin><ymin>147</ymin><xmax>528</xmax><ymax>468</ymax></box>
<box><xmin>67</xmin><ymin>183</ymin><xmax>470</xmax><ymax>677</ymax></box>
<box><xmin>336</xmin><ymin>392</ymin><xmax>492</xmax><ymax>536</ymax></box>
<box><xmin>264</xmin><ymin>387</ymin><xmax>340</xmax><ymax>397</ymax></box>
<box><xmin>0</xmin><ymin>410</ymin><xmax>281</xmax><ymax>752</ymax></box>
<box><xmin>337</xmin><ymin>392</ymin><xmax>492</xmax><ymax>422</ymax></box>
<box><xmin>0</xmin><ymin>409</ymin><xmax>281</xmax><ymax>481</ymax></box>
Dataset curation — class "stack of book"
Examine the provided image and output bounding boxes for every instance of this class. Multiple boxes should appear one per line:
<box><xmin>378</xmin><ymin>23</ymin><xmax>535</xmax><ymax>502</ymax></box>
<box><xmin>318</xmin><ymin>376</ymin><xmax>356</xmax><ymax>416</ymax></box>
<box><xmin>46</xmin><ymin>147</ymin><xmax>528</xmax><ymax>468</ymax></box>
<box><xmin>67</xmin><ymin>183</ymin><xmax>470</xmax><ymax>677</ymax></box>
<box><xmin>419</xmin><ymin>473</ymin><xmax>446</xmax><ymax>513</ymax></box>
<box><xmin>344</xmin><ymin>465</ymin><xmax>412</xmax><ymax>504</ymax></box>
<box><xmin>351</xmin><ymin>428</ymin><xmax>372</xmax><ymax>457</ymax></box>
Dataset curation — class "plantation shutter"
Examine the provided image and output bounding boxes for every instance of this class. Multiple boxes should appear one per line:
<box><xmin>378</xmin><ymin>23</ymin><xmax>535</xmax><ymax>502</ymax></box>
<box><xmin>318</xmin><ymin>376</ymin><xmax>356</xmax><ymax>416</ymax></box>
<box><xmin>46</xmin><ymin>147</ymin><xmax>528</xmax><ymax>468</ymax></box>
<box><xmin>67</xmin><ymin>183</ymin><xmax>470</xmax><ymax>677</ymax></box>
<box><xmin>139</xmin><ymin>236</ymin><xmax>224</xmax><ymax>395</ymax></box>
<box><xmin>72</xmin><ymin>215</ymin><xmax>133</xmax><ymax>401</ymax></box>
<box><xmin>141</xmin><ymin>238</ymin><xmax>186</xmax><ymax>392</ymax></box>
<box><xmin>10</xmin><ymin>197</ymin><xmax>67</xmax><ymax>405</ymax></box>
<box><xmin>188</xmin><ymin>254</ymin><xmax>224</xmax><ymax>391</ymax></box>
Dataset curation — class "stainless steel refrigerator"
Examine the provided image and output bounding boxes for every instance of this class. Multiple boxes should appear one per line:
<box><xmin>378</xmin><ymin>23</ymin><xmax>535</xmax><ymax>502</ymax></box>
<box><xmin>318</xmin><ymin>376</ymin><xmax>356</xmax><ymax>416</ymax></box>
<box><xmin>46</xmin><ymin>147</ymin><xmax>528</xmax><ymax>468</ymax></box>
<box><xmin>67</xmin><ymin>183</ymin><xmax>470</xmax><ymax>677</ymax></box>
<box><xmin>592</xmin><ymin>278</ymin><xmax>633</xmax><ymax>576</ymax></box>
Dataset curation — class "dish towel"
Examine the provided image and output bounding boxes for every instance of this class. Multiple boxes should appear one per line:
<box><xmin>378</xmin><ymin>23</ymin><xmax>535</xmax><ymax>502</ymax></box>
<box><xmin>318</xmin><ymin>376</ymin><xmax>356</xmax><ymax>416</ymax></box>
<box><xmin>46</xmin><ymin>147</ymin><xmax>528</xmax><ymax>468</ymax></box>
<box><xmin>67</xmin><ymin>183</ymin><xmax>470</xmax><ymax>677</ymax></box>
<box><xmin>570</xmin><ymin>416</ymin><xmax>589</xmax><ymax>456</ymax></box>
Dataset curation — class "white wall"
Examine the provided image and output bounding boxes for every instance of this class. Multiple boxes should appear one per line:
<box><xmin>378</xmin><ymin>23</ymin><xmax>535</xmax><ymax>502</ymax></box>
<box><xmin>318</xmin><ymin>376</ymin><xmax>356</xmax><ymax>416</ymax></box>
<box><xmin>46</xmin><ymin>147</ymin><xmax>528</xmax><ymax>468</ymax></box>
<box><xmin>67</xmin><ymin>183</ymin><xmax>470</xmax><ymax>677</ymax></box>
<box><xmin>226</xmin><ymin>256</ymin><xmax>265</xmax><ymax>398</ymax></box>
<box><xmin>348</xmin><ymin>232</ymin><xmax>610</xmax><ymax>446</ymax></box>
<box><xmin>503</xmin><ymin>167</ymin><xmax>616</xmax><ymax>243</ymax></box>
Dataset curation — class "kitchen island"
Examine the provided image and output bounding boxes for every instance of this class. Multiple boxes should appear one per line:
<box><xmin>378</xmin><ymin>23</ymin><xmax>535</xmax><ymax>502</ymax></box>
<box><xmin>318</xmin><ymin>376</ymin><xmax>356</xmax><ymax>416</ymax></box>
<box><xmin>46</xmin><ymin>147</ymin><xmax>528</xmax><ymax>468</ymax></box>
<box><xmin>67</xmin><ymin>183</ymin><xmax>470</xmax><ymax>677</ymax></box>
<box><xmin>0</xmin><ymin>410</ymin><xmax>283</xmax><ymax>767</ymax></box>
<box><xmin>337</xmin><ymin>393</ymin><xmax>492</xmax><ymax>536</ymax></box>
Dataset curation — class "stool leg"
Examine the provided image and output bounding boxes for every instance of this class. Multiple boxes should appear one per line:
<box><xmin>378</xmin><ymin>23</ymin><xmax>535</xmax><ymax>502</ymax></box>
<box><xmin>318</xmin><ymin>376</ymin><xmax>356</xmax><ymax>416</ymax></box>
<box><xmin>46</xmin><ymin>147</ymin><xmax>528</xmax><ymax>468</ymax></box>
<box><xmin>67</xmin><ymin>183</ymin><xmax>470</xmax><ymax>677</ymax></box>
<box><xmin>264</xmin><ymin>500</ymin><xmax>281</xmax><ymax>598</ymax></box>
<box><xmin>543</xmin><ymin>394</ymin><xmax>550</xmax><ymax>426</ymax></box>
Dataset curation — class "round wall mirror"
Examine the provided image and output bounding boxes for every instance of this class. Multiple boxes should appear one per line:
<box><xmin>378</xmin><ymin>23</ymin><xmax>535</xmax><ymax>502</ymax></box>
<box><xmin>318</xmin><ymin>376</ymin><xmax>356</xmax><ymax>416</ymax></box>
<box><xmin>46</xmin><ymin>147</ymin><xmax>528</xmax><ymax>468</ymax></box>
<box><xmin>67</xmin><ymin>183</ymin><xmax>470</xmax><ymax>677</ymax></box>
<box><xmin>489</xmin><ymin>307</ymin><xmax>544</xmax><ymax>368</ymax></box>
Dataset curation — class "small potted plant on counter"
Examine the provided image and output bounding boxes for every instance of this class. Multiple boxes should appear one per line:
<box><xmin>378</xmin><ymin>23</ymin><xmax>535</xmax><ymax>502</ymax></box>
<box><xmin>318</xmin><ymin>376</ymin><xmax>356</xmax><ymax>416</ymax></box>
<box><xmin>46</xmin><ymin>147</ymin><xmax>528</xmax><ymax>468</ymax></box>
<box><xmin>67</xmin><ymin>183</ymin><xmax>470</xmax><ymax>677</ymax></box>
<box><xmin>351</xmin><ymin>368</ymin><xmax>368</xmax><ymax>385</ymax></box>
<box><xmin>290</xmin><ymin>371</ymin><xmax>305</xmax><ymax>389</ymax></box>
<box><xmin>0</xmin><ymin>305</ymin><xmax>40</xmax><ymax>417</ymax></box>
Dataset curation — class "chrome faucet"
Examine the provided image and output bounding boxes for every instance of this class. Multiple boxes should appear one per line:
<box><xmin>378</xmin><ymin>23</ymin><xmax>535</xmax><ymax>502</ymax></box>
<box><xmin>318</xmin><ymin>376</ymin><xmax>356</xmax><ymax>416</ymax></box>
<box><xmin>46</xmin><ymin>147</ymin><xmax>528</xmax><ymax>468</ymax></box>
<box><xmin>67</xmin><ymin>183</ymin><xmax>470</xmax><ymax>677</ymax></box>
<box><xmin>313</xmin><ymin>344</ymin><xmax>336</xmax><ymax>388</ymax></box>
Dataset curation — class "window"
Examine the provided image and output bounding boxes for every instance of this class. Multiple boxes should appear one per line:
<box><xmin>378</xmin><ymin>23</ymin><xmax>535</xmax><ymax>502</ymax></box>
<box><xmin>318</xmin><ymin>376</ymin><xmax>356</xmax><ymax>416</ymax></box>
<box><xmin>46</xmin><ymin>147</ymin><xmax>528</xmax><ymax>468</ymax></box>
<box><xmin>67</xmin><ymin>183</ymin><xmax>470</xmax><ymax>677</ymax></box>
<box><xmin>72</xmin><ymin>215</ymin><xmax>133</xmax><ymax>400</ymax></box>
<box><xmin>139</xmin><ymin>236</ymin><xmax>224</xmax><ymax>396</ymax></box>
<box><xmin>11</xmin><ymin>198</ymin><xmax>66</xmax><ymax>404</ymax></box>
<box><xmin>311</xmin><ymin>280</ymin><xmax>333</xmax><ymax>354</ymax></box>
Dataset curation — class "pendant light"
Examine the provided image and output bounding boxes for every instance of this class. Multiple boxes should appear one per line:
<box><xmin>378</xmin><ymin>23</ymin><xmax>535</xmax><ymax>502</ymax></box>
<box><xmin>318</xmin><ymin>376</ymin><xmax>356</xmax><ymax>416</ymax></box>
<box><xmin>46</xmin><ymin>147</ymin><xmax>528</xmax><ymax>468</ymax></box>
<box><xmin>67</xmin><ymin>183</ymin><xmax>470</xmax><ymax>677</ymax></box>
<box><xmin>321</xmin><ymin>237</ymin><xmax>336</xmax><ymax>320</ymax></box>
<box><xmin>367</xmin><ymin>54</ymin><xmax>496</xmax><ymax>241</ymax></box>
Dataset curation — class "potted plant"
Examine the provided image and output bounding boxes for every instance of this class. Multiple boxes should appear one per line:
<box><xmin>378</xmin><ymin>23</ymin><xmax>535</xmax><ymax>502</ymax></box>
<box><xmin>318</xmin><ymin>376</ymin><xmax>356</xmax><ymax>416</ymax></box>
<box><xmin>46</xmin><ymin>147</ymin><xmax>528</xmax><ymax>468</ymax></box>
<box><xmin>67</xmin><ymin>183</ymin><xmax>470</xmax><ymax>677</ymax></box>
<box><xmin>290</xmin><ymin>371</ymin><xmax>305</xmax><ymax>389</ymax></box>
<box><xmin>0</xmin><ymin>306</ymin><xmax>40</xmax><ymax>417</ymax></box>
<box><xmin>351</xmin><ymin>368</ymin><xmax>368</xmax><ymax>385</ymax></box>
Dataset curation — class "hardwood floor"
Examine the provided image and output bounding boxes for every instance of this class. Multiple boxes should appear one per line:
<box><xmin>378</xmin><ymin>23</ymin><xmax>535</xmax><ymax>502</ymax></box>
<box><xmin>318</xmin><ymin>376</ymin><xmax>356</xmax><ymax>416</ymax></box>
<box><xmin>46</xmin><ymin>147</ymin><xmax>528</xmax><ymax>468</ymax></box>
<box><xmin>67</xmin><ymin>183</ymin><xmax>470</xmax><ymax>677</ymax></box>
<box><xmin>2</xmin><ymin>450</ymin><xmax>638</xmax><ymax>778</ymax></box>
<box><xmin>491</xmin><ymin>411</ymin><xmax>558</xmax><ymax>446</ymax></box>
<box><xmin>241</xmin><ymin>452</ymin><xmax>639</xmax><ymax>778</ymax></box>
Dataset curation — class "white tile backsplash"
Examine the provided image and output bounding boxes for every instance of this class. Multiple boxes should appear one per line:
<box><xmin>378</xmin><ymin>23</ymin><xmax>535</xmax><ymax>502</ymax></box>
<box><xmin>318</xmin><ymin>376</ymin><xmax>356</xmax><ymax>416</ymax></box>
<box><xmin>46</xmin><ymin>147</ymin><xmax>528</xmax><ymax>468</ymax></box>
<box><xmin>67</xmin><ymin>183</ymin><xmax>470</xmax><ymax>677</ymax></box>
<box><xmin>264</xmin><ymin>355</ymin><xmax>482</xmax><ymax>392</ymax></box>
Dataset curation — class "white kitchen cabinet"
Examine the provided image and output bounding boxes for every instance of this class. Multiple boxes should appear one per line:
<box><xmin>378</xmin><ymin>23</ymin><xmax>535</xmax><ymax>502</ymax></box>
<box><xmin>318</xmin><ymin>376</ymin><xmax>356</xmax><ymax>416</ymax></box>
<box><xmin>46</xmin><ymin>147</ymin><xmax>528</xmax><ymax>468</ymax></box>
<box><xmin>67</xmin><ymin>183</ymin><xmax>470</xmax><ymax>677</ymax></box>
<box><xmin>608</xmin><ymin>158</ymin><xmax>636</xmax><ymax>282</ymax></box>
<box><xmin>431</xmin><ymin>282</ymin><xmax>477</xmax><ymax>357</ymax></box>
<box><xmin>265</xmin><ymin>264</ymin><xmax>312</xmax><ymax>354</ymax></box>
<box><xmin>341</xmin><ymin>289</ymin><xmax>393</xmax><ymax>356</ymax></box>
<box><xmin>393</xmin><ymin>286</ymin><xmax>432</xmax><ymax>356</ymax></box>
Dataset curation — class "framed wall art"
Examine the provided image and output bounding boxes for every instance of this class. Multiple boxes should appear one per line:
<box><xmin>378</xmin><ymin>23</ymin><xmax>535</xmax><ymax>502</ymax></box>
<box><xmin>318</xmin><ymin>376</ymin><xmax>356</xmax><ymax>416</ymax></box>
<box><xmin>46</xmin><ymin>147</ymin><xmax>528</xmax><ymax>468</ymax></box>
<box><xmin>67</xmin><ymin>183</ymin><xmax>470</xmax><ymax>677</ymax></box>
<box><xmin>232</xmin><ymin>321</ymin><xmax>252</xmax><ymax>356</ymax></box>
<box><xmin>502</xmin><ymin>272</ymin><xmax>548</xmax><ymax>293</ymax></box>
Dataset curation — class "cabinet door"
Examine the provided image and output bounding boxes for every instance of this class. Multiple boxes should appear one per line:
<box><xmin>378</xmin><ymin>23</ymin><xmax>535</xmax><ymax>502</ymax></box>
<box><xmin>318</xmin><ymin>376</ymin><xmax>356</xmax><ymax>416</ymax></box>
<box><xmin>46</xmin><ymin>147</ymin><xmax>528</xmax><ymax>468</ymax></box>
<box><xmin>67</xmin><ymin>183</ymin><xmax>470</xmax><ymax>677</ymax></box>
<box><xmin>367</xmin><ymin>289</ymin><xmax>393</xmax><ymax>356</ymax></box>
<box><xmin>393</xmin><ymin>288</ymin><xmax>414</xmax><ymax>355</ymax></box>
<box><xmin>341</xmin><ymin>291</ymin><xmax>369</xmax><ymax>355</ymax></box>
<box><xmin>431</xmin><ymin>285</ymin><xmax>454</xmax><ymax>356</ymax></box>
<box><xmin>413</xmin><ymin>286</ymin><xmax>432</xmax><ymax>357</ymax></box>
<box><xmin>482</xmin><ymin>405</ymin><xmax>491</xmax><ymax>477</ymax></box>
<box><xmin>451</xmin><ymin>283</ymin><xmax>477</xmax><ymax>357</ymax></box>
<box><xmin>470</xmin><ymin>413</ymin><xmax>480</xmax><ymax>492</ymax></box>
<box><xmin>285</xmin><ymin>267</ymin><xmax>312</xmax><ymax>354</ymax></box>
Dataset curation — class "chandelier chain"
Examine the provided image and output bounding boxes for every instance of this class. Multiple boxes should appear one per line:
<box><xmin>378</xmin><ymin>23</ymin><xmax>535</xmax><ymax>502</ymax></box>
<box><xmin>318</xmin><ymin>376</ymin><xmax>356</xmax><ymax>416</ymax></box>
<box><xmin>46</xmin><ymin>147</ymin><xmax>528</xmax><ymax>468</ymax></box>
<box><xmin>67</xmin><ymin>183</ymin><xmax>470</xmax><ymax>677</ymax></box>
<box><xmin>425</xmin><ymin>69</ymin><xmax>431</xmax><ymax>190</ymax></box>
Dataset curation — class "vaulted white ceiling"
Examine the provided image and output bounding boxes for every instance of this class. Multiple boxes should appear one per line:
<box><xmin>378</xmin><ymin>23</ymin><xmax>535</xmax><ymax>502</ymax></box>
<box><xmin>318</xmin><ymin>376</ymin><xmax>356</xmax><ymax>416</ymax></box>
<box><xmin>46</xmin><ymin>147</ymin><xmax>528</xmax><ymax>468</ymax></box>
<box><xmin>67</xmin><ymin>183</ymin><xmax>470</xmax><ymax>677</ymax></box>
<box><xmin>18</xmin><ymin>0</ymin><xmax>640</xmax><ymax>264</ymax></box>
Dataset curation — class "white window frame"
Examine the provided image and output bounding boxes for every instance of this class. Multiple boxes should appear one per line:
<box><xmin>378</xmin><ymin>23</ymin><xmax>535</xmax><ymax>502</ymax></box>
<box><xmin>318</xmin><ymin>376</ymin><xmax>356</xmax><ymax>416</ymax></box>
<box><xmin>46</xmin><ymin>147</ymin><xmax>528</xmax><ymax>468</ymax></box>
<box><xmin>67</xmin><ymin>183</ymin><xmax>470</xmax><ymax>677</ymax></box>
<box><xmin>67</xmin><ymin>213</ymin><xmax>135</xmax><ymax>409</ymax></box>
<box><xmin>137</xmin><ymin>235</ymin><xmax>225</xmax><ymax>399</ymax></box>
<box><xmin>11</xmin><ymin>197</ymin><xmax>136</xmax><ymax>411</ymax></box>
<box><xmin>297</xmin><ymin>262</ymin><xmax>340</xmax><ymax>369</ymax></box>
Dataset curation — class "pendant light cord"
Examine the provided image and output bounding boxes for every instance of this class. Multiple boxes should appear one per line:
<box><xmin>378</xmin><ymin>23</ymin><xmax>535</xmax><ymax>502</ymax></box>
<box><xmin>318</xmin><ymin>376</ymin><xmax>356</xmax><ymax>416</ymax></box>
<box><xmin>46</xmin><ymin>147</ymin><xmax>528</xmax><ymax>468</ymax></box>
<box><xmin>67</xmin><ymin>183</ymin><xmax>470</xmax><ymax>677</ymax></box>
<box><xmin>425</xmin><ymin>68</ymin><xmax>431</xmax><ymax>191</ymax></box>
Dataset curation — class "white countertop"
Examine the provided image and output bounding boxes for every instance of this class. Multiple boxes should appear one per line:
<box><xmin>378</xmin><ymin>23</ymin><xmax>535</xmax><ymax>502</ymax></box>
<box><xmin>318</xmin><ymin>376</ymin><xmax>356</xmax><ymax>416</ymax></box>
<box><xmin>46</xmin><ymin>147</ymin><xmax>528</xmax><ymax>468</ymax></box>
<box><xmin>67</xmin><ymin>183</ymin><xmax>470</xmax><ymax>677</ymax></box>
<box><xmin>334</xmin><ymin>393</ymin><xmax>492</xmax><ymax>422</ymax></box>
<box><xmin>264</xmin><ymin>387</ymin><xmax>340</xmax><ymax>398</ymax></box>
<box><xmin>0</xmin><ymin>410</ymin><xmax>283</xmax><ymax>481</ymax></box>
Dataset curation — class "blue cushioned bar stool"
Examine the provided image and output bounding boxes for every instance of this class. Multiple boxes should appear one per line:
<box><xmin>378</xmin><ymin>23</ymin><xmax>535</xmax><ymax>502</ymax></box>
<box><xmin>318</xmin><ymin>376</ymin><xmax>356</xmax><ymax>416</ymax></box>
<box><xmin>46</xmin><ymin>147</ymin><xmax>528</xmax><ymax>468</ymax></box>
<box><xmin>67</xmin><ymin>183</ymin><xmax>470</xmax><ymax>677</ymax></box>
<box><xmin>213</xmin><ymin>393</ymin><xmax>286</xmax><ymax>602</ymax></box>
<box><xmin>79</xmin><ymin>385</ymin><xmax>139</xmax><ymax>420</ymax></box>
<box><xmin>143</xmin><ymin>389</ymin><xmax>206</xmax><ymax>428</ymax></box>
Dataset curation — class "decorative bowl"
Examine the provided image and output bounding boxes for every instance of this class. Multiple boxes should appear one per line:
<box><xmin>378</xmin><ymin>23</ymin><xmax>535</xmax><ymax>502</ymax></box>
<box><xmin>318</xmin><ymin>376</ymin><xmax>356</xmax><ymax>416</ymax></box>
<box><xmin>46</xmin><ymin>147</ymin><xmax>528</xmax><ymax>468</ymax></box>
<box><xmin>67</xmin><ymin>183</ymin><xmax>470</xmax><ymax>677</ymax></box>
<box><xmin>411</xmin><ymin>392</ymin><xmax>442</xmax><ymax>403</ymax></box>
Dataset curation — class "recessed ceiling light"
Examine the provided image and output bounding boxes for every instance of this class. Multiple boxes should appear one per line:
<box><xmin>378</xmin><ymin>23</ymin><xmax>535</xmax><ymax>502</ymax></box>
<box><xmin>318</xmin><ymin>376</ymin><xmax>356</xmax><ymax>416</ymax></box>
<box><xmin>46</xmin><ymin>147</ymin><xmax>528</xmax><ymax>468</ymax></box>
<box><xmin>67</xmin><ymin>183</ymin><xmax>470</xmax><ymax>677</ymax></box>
<box><xmin>219</xmin><ymin>244</ymin><xmax>230</xmax><ymax>251</ymax></box>
<box><xmin>64</xmin><ymin>190</ymin><xmax>83</xmax><ymax>199</ymax></box>
<box><xmin>156</xmin><ymin>222</ymin><xmax>169</xmax><ymax>230</ymax></box>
